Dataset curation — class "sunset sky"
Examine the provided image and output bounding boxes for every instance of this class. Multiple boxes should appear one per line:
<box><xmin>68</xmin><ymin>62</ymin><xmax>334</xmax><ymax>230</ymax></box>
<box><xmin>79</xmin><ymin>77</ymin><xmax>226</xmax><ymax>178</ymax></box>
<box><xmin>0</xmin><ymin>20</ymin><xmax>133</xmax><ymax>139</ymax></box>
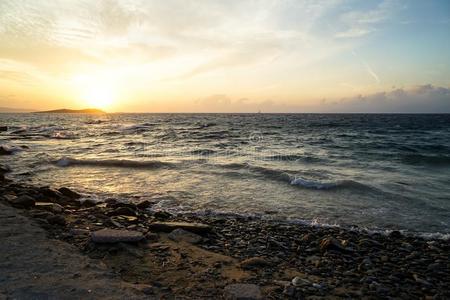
<box><xmin>0</xmin><ymin>0</ymin><xmax>449</xmax><ymax>112</ymax></box>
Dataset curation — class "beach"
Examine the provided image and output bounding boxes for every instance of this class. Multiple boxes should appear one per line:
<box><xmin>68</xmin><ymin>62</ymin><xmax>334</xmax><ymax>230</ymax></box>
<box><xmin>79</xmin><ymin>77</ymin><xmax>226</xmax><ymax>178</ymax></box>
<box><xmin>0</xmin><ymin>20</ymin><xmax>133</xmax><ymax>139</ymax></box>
<box><xmin>1</xmin><ymin>175</ymin><xmax>449</xmax><ymax>299</ymax></box>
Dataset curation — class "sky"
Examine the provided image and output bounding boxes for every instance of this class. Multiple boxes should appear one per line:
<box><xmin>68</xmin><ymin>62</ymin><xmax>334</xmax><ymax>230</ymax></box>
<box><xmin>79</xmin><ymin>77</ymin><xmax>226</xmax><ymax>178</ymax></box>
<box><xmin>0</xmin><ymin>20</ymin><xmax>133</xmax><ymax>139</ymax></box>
<box><xmin>0</xmin><ymin>0</ymin><xmax>449</xmax><ymax>113</ymax></box>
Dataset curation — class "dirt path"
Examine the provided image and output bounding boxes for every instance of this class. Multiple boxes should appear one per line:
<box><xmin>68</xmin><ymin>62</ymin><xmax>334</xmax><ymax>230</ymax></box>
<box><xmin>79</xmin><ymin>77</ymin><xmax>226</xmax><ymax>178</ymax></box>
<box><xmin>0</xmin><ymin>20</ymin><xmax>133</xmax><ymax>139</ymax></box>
<box><xmin>0</xmin><ymin>202</ymin><xmax>143</xmax><ymax>300</ymax></box>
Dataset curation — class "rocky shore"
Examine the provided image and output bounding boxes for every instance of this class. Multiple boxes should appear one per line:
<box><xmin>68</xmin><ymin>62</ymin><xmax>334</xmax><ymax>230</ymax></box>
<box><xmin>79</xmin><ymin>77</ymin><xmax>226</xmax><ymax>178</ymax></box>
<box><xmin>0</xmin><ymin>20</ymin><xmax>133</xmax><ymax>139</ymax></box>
<box><xmin>0</xmin><ymin>168</ymin><xmax>449</xmax><ymax>299</ymax></box>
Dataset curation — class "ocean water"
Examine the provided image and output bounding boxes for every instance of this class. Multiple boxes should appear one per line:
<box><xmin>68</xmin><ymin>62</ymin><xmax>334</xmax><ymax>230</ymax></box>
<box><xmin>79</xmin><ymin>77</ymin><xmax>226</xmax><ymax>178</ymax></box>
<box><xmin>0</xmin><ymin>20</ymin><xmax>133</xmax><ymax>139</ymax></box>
<box><xmin>1</xmin><ymin>113</ymin><xmax>450</xmax><ymax>235</ymax></box>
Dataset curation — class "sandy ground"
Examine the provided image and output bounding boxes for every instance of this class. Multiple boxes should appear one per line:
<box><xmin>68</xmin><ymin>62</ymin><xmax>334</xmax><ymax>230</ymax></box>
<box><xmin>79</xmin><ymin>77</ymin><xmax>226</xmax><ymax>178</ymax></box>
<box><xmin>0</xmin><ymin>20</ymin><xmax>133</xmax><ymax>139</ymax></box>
<box><xmin>0</xmin><ymin>202</ymin><xmax>142</xmax><ymax>300</ymax></box>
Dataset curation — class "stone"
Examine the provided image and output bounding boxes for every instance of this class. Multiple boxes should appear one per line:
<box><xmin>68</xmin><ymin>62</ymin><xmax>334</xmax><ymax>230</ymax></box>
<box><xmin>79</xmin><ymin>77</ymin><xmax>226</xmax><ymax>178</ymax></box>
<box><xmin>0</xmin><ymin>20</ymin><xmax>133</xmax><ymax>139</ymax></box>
<box><xmin>153</xmin><ymin>211</ymin><xmax>172</xmax><ymax>220</ymax></box>
<box><xmin>39</xmin><ymin>187</ymin><xmax>64</xmax><ymax>199</ymax></box>
<box><xmin>91</xmin><ymin>229</ymin><xmax>144</xmax><ymax>243</ymax></box>
<box><xmin>35</xmin><ymin>202</ymin><xmax>64</xmax><ymax>213</ymax></box>
<box><xmin>168</xmin><ymin>228</ymin><xmax>202</xmax><ymax>244</ymax></box>
<box><xmin>224</xmin><ymin>284</ymin><xmax>262</xmax><ymax>300</ymax></box>
<box><xmin>292</xmin><ymin>276</ymin><xmax>310</xmax><ymax>287</ymax></box>
<box><xmin>0</xmin><ymin>145</ymin><xmax>13</xmax><ymax>155</ymax></box>
<box><xmin>136</xmin><ymin>200</ymin><xmax>152</xmax><ymax>209</ymax></box>
<box><xmin>58</xmin><ymin>187</ymin><xmax>81</xmax><ymax>199</ymax></box>
<box><xmin>46</xmin><ymin>214</ymin><xmax>66</xmax><ymax>226</ymax></box>
<box><xmin>145</xmin><ymin>232</ymin><xmax>159</xmax><ymax>242</ymax></box>
<box><xmin>319</xmin><ymin>237</ymin><xmax>348</xmax><ymax>253</ymax></box>
<box><xmin>148</xmin><ymin>221</ymin><xmax>211</xmax><ymax>234</ymax></box>
<box><xmin>8</xmin><ymin>195</ymin><xmax>35</xmax><ymax>208</ymax></box>
<box><xmin>108</xmin><ymin>207</ymin><xmax>136</xmax><ymax>216</ymax></box>
<box><xmin>239</xmin><ymin>257</ymin><xmax>270</xmax><ymax>269</ymax></box>
<box><xmin>82</xmin><ymin>199</ymin><xmax>97</xmax><ymax>207</ymax></box>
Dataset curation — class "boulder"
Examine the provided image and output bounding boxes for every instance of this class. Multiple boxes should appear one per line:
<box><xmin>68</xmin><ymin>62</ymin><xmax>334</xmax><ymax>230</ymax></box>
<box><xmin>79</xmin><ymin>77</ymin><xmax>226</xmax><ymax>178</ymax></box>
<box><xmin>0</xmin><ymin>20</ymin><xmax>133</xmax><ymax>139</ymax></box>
<box><xmin>224</xmin><ymin>284</ymin><xmax>262</xmax><ymax>300</ymax></box>
<box><xmin>8</xmin><ymin>195</ymin><xmax>35</xmax><ymax>208</ymax></box>
<box><xmin>35</xmin><ymin>202</ymin><xmax>64</xmax><ymax>213</ymax></box>
<box><xmin>91</xmin><ymin>229</ymin><xmax>144</xmax><ymax>243</ymax></box>
<box><xmin>239</xmin><ymin>257</ymin><xmax>270</xmax><ymax>269</ymax></box>
<box><xmin>168</xmin><ymin>228</ymin><xmax>202</xmax><ymax>244</ymax></box>
<box><xmin>148</xmin><ymin>221</ymin><xmax>211</xmax><ymax>234</ymax></box>
<box><xmin>58</xmin><ymin>187</ymin><xmax>81</xmax><ymax>199</ymax></box>
<box><xmin>82</xmin><ymin>199</ymin><xmax>97</xmax><ymax>207</ymax></box>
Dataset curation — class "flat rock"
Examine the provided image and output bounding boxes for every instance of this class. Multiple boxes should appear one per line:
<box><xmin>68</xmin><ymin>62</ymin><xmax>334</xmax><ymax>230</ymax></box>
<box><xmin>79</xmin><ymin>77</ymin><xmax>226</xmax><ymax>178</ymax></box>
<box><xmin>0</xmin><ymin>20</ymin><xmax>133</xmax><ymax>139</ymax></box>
<box><xmin>35</xmin><ymin>202</ymin><xmax>64</xmax><ymax>214</ymax></box>
<box><xmin>8</xmin><ymin>195</ymin><xmax>35</xmax><ymax>208</ymax></box>
<box><xmin>168</xmin><ymin>228</ymin><xmax>202</xmax><ymax>244</ymax></box>
<box><xmin>224</xmin><ymin>284</ymin><xmax>262</xmax><ymax>300</ymax></box>
<box><xmin>148</xmin><ymin>221</ymin><xmax>211</xmax><ymax>234</ymax></box>
<box><xmin>58</xmin><ymin>187</ymin><xmax>81</xmax><ymax>199</ymax></box>
<box><xmin>91</xmin><ymin>229</ymin><xmax>144</xmax><ymax>243</ymax></box>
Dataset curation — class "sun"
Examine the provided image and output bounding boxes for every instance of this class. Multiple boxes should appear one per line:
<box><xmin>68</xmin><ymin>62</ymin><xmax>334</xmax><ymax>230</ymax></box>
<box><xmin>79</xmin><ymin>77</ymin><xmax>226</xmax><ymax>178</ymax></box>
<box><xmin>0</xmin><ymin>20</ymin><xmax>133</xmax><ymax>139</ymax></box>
<box><xmin>81</xmin><ymin>86</ymin><xmax>116</xmax><ymax>110</ymax></box>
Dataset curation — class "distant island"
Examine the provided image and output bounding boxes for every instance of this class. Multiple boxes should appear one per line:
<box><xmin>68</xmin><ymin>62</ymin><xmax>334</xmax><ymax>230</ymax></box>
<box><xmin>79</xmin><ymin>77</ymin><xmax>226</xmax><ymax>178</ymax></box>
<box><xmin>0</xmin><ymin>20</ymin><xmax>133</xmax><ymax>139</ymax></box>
<box><xmin>36</xmin><ymin>108</ymin><xmax>106</xmax><ymax>114</ymax></box>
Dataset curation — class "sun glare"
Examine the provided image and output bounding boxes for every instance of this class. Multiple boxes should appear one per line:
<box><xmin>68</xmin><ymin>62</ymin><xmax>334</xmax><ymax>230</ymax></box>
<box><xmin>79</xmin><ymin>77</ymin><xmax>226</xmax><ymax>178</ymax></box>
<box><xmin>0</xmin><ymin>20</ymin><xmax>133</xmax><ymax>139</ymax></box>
<box><xmin>81</xmin><ymin>86</ymin><xmax>116</xmax><ymax>110</ymax></box>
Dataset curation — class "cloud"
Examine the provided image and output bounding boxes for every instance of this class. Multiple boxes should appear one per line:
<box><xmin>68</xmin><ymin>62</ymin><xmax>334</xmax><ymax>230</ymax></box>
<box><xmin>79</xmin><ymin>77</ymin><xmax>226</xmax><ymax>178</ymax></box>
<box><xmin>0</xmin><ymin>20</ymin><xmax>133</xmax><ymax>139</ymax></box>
<box><xmin>329</xmin><ymin>85</ymin><xmax>450</xmax><ymax>113</ymax></box>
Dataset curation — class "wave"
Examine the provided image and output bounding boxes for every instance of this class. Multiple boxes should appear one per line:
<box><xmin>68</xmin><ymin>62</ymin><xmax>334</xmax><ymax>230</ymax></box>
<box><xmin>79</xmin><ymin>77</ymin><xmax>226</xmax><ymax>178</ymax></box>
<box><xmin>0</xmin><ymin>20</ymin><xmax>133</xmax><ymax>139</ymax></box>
<box><xmin>217</xmin><ymin>162</ymin><xmax>372</xmax><ymax>191</ymax></box>
<box><xmin>55</xmin><ymin>157</ymin><xmax>174</xmax><ymax>169</ymax></box>
<box><xmin>264</xmin><ymin>154</ymin><xmax>324</xmax><ymax>163</ymax></box>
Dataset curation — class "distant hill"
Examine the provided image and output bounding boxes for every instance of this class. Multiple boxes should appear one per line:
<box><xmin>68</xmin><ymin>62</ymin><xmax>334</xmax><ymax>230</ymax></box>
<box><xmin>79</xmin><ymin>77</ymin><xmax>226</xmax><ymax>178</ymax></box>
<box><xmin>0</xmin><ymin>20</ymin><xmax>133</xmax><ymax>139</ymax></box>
<box><xmin>0</xmin><ymin>107</ymin><xmax>36</xmax><ymax>113</ymax></box>
<box><xmin>36</xmin><ymin>108</ymin><xmax>106</xmax><ymax>114</ymax></box>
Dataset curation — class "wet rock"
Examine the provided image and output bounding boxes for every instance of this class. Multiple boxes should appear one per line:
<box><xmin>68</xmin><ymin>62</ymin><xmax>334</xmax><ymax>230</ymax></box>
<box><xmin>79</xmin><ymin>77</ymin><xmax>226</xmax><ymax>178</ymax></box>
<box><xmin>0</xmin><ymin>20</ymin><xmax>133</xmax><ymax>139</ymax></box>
<box><xmin>91</xmin><ymin>228</ymin><xmax>144</xmax><ymax>243</ymax></box>
<box><xmin>292</xmin><ymin>276</ymin><xmax>311</xmax><ymax>287</ymax></box>
<box><xmin>39</xmin><ymin>187</ymin><xmax>64</xmax><ymax>199</ymax></box>
<box><xmin>108</xmin><ymin>207</ymin><xmax>136</xmax><ymax>216</ymax></box>
<box><xmin>148</xmin><ymin>221</ymin><xmax>211</xmax><ymax>234</ymax></box>
<box><xmin>389</xmin><ymin>230</ymin><xmax>402</xmax><ymax>239</ymax></box>
<box><xmin>35</xmin><ymin>202</ymin><xmax>64</xmax><ymax>214</ymax></box>
<box><xmin>82</xmin><ymin>199</ymin><xmax>97</xmax><ymax>207</ymax></box>
<box><xmin>136</xmin><ymin>200</ymin><xmax>152</xmax><ymax>210</ymax></box>
<box><xmin>168</xmin><ymin>228</ymin><xmax>202</xmax><ymax>244</ymax></box>
<box><xmin>8</xmin><ymin>194</ymin><xmax>35</xmax><ymax>208</ymax></box>
<box><xmin>319</xmin><ymin>237</ymin><xmax>349</xmax><ymax>253</ymax></box>
<box><xmin>105</xmin><ymin>198</ymin><xmax>118</xmax><ymax>207</ymax></box>
<box><xmin>46</xmin><ymin>214</ymin><xmax>66</xmax><ymax>226</ymax></box>
<box><xmin>58</xmin><ymin>187</ymin><xmax>81</xmax><ymax>199</ymax></box>
<box><xmin>0</xmin><ymin>126</ymin><xmax>7</xmax><ymax>132</ymax></box>
<box><xmin>224</xmin><ymin>283</ymin><xmax>262</xmax><ymax>300</ymax></box>
<box><xmin>239</xmin><ymin>257</ymin><xmax>270</xmax><ymax>269</ymax></box>
<box><xmin>0</xmin><ymin>145</ymin><xmax>14</xmax><ymax>155</ymax></box>
<box><xmin>153</xmin><ymin>211</ymin><xmax>172</xmax><ymax>220</ymax></box>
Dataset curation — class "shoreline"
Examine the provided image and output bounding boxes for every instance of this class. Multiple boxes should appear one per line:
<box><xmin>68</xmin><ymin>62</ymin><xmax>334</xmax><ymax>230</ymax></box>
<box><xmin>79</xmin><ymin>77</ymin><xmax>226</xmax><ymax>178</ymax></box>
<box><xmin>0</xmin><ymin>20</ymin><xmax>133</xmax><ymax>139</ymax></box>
<box><xmin>1</xmin><ymin>176</ymin><xmax>449</xmax><ymax>299</ymax></box>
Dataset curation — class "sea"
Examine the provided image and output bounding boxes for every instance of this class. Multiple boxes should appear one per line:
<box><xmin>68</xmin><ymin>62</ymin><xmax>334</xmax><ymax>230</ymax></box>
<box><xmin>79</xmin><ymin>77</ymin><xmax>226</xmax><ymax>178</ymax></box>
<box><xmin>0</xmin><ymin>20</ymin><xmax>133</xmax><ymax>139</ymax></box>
<box><xmin>1</xmin><ymin>113</ymin><xmax>449</xmax><ymax>237</ymax></box>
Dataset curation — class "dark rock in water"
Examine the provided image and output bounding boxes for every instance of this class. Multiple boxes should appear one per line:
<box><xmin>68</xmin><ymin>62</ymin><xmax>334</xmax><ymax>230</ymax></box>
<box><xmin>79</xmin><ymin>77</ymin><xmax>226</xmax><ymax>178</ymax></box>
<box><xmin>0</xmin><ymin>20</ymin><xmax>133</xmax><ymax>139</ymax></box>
<box><xmin>39</xmin><ymin>187</ymin><xmax>63</xmax><ymax>199</ymax></box>
<box><xmin>168</xmin><ymin>228</ymin><xmax>202</xmax><ymax>244</ymax></box>
<box><xmin>46</xmin><ymin>214</ymin><xmax>66</xmax><ymax>226</ymax></box>
<box><xmin>0</xmin><ymin>145</ymin><xmax>13</xmax><ymax>155</ymax></box>
<box><xmin>108</xmin><ymin>207</ymin><xmax>136</xmax><ymax>216</ymax></box>
<box><xmin>8</xmin><ymin>195</ymin><xmax>35</xmax><ymax>208</ymax></box>
<box><xmin>148</xmin><ymin>221</ymin><xmax>212</xmax><ymax>234</ymax></box>
<box><xmin>136</xmin><ymin>200</ymin><xmax>152</xmax><ymax>210</ymax></box>
<box><xmin>0</xmin><ymin>164</ymin><xmax>11</xmax><ymax>174</ymax></box>
<box><xmin>239</xmin><ymin>257</ymin><xmax>270</xmax><ymax>269</ymax></box>
<box><xmin>82</xmin><ymin>199</ymin><xmax>97</xmax><ymax>207</ymax></box>
<box><xmin>91</xmin><ymin>229</ymin><xmax>144</xmax><ymax>243</ymax></box>
<box><xmin>319</xmin><ymin>237</ymin><xmax>349</xmax><ymax>253</ymax></box>
<box><xmin>389</xmin><ymin>230</ymin><xmax>403</xmax><ymax>239</ymax></box>
<box><xmin>223</xmin><ymin>283</ymin><xmax>262</xmax><ymax>300</ymax></box>
<box><xmin>0</xmin><ymin>126</ymin><xmax>7</xmax><ymax>132</ymax></box>
<box><xmin>35</xmin><ymin>202</ymin><xmax>64</xmax><ymax>214</ymax></box>
<box><xmin>58</xmin><ymin>187</ymin><xmax>81</xmax><ymax>199</ymax></box>
<box><xmin>153</xmin><ymin>211</ymin><xmax>172</xmax><ymax>220</ymax></box>
<box><xmin>105</xmin><ymin>198</ymin><xmax>118</xmax><ymax>207</ymax></box>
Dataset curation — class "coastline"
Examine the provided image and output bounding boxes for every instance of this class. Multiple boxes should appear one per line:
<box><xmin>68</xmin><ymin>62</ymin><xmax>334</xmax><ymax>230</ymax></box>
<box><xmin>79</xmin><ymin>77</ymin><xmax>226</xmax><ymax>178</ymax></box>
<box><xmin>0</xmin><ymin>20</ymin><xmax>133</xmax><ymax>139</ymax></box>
<box><xmin>1</xmin><ymin>176</ymin><xmax>449</xmax><ymax>299</ymax></box>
